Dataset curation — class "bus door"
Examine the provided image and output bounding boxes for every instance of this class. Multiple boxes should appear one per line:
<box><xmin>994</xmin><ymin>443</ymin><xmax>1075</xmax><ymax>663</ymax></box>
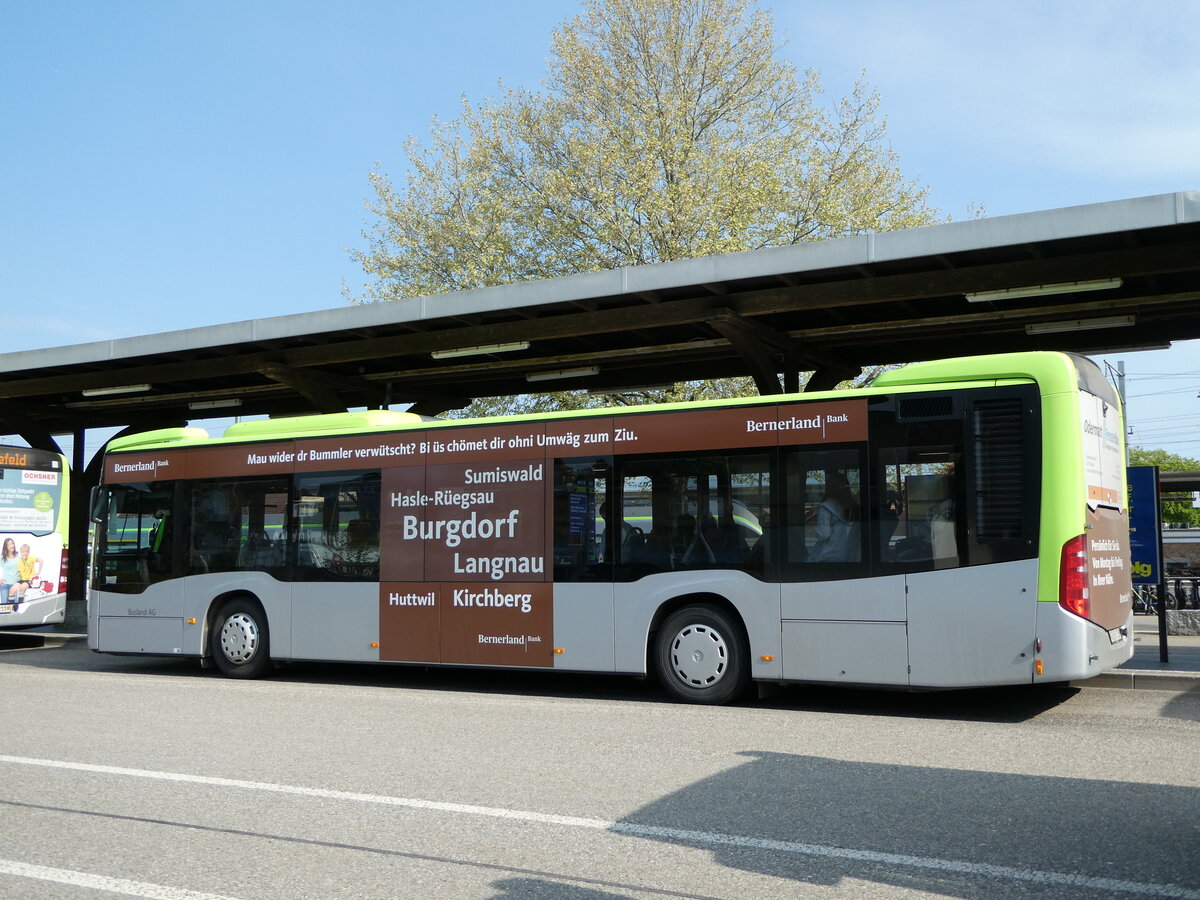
<box><xmin>552</xmin><ymin>458</ymin><xmax>616</xmax><ymax>672</ymax></box>
<box><xmin>778</xmin><ymin>446</ymin><xmax>910</xmax><ymax>686</ymax></box>
<box><xmin>887</xmin><ymin>393</ymin><xmax>1040</xmax><ymax>687</ymax></box>
<box><xmin>90</xmin><ymin>479</ymin><xmax>187</xmax><ymax>653</ymax></box>
<box><xmin>289</xmin><ymin>471</ymin><xmax>378</xmax><ymax>661</ymax></box>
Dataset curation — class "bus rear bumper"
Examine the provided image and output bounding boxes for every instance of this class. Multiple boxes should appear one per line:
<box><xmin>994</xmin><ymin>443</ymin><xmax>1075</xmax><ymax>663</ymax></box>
<box><xmin>0</xmin><ymin>591</ymin><xmax>66</xmax><ymax>628</ymax></box>
<box><xmin>1033</xmin><ymin>601</ymin><xmax>1134</xmax><ymax>683</ymax></box>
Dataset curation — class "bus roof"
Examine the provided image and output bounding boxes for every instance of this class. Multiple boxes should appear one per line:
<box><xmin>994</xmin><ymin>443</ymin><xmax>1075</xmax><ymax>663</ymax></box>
<box><xmin>106</xmin><ymin>351</ymin><xmax>1095</xmax><ymax>454</ymax></box>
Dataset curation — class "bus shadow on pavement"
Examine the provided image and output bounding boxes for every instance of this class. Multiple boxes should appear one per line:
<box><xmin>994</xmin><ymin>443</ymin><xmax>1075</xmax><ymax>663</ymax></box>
<box><xmin>262</xmin><ymin>660</ymin><xmax>1079</xmax><ymax>721</ymax></box>
<box><xmin>756</xmin><ymin>682</ymin><xmax>1082</xmax><ymax>723</ymax></box>
<box><xmin>270</xmin><ymin>658</ymin><xmax>665</xmax><ymax>703</ymax></box>
<box><xmin>616</xmin><ymin>750</ymin><xmax>1200</xmax><ymax>899</ymax></box>
<box><xmin>6</xmin><ymin>639</ymin><xmax>1081</xmax><ymax>721</ymax></box>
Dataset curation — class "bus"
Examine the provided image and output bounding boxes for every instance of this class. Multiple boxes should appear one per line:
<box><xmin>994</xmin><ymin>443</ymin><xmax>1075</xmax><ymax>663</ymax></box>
<box><xmin>0</xmin><ymin>446</ymin><xmax>70</xmax><ymax>628</ymax></box>
<box><xmin>87</xmin><ymin>352</ymin><xmax>1133</xmax><ymax>703</ymax></box>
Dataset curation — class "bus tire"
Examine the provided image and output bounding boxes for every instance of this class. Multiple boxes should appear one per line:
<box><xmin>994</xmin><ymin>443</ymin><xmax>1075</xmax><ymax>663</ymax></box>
<box><xmin>211</xmin><ymin>596</ymin><xmax>271</xmax><ymax>679</ymax></box>
<box><xmin>655</xmin><ymin>604</ymin><xmax>749</xmax><ymax>705</ymax></box>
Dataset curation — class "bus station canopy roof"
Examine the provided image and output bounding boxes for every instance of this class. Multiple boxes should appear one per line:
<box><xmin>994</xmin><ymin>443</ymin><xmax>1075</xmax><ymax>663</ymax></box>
<box><xmin>4</xmin><ymin>190</ymin><xmax>1200</xmax><ymax>445</ymax></box>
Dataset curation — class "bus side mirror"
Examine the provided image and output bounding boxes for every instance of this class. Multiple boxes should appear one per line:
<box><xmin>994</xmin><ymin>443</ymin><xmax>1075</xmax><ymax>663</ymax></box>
<box><xmin>89</xmin><ymin>486</ymin><xmax>109</xmax><ymax>524</ymax></box>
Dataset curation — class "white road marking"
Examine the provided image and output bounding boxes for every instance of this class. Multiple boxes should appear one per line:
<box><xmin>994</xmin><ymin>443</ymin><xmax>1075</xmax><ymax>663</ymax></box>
<box><xmin>0</xmin><ymin>859</ymin><xmax>242</xmax><ymax>900</ymax></box>
<box><xmin>3</xmin><ymin>753</ymin><xmax>1197</xmax><ymax>898</ymax></box>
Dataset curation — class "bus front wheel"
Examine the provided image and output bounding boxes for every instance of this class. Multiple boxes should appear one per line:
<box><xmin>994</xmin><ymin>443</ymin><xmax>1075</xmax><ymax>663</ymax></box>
<box><xmin>655</xmin><ymin>604</ymin><xmax>749</xmax><ymax>705</ymax></box>
<box><xmin>211</xmin><ymin>597</ymin><xmax>271</xmax><ymax>679</ymax></box>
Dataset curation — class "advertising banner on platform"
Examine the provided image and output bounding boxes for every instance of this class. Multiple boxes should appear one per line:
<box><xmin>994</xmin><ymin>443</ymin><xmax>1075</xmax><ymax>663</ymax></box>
<box><xmin>1127</xmin><ymin>465</ymin><xmax>1162</xmax><ymax>585</ymax></box>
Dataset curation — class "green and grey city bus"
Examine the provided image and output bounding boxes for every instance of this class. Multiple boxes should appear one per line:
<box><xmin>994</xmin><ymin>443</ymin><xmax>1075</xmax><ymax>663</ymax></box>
<box><xmin>87</xmin><ymin>352</ymin><xmax>1133</xmax><ymax>703</ymax></box>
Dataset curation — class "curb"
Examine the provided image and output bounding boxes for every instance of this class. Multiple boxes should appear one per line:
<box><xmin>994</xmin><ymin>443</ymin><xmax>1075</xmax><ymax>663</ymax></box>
<box><xmin>1076</xmin><ymin>669</ymin><xmax>1200</xmax><ymax>693</ymax></box>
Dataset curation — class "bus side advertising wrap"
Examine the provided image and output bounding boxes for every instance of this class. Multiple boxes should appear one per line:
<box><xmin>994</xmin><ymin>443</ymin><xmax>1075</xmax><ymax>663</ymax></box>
<box><xmin>89</xmin><ymin>352</ymin><xmax>1141</xmax><ymax>697</ymax></box>
<box><xmin>102</xmin><ymin>399</ymin><xmax>867</xmax><ymax>667</ymax></box>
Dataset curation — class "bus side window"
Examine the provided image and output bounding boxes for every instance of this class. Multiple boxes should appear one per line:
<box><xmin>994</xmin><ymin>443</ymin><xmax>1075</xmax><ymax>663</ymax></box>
<box><xmin>615</xmin><ymin>451</ymin><xmax>770</xmax><ymax>580</ymax></box>
<box><xmin>877</xmin><ymin>438</ymin><xmax>964</xmax><ymax>571</ymax></box>
<box><xmin>780</xmin><ymin>448</ymin><xmax>865</xmax><ymax>576</ymax></box>
<box><xmin>294</xmin><ymin>470</ymin><xmax>380</xmax><ymax>582</ymax></box>
<box><xmin>98</xmin><ymin>481</ymin><xmax>177</xmax><ymax>592</ymax></box>
<box><xmin>188</xmin><ymin>483</ymin><xmax>241</xmax><ymax>574</ymax></box>
<box><xmin>233</xmin><ymin>479</ymin><xmax>290</xmax><ymax>574</ymax></box>
<box><xmin>552</xmin><ymin>458</ymin><xmax>608</xmax><ymax>582</ymax></box>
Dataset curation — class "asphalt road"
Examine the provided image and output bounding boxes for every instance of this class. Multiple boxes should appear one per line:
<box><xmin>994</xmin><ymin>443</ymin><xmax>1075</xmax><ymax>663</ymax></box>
<box><xmin>3</xmin><ymin>640</ymin><xmax>1199</xmax><ymax>900</ymax></box>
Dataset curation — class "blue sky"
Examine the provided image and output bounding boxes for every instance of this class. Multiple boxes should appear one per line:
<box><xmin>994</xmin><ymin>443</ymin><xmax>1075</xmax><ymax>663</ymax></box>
<box><xmin>3</xmin><ymin>0</ymin><xmax>1198</xmax><ymax>460</ymax></box>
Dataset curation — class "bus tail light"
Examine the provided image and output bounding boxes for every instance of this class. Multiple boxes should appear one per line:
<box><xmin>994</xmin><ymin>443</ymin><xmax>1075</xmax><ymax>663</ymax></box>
<box><xmin>1059</xmin><ymin>534</ymin><xmax>1090</xmax><ymax>620</ymax></box>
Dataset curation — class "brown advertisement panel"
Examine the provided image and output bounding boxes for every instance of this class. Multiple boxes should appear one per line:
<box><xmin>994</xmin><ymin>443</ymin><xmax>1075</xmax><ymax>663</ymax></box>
<box><xmin>616</xmin><ymin>405</ymin><xmax>784</xmax><ymax>454</ymax></box>
<box><xmin>106</xmin><ymin>449</ymin><xmax>187</xmax><ymax>483</ymax></box>
<box><xmin>105</xmin><ymin>398</ymin><xmax>866</xmax><ymax>483</ymax></box>
<box><xmin>761</xmin><ymin>398</ymin><xmax>868</xmax><ymax>445</ymax></box>
<box><xmin>1085</xmin><ymin>505</ymin><xmax>1134</xmax><ymax>632</ymax></box>
<box><xmin>290</xmin><ymin>433</ymin><xmax>426</xmax><ymax>472</ymax></box>
<box><xmin>192</xmin><ymin>434</ymin><xmax>428</xmax><ymax>479</ymax></box>
<box><xmin>379</xmin><ymin>583</ymin><xmax>440</xmax><ymax>662</ymax></box>
<box><xmin>440</xmin><ymin>581</ymin><xmax>553</xmax><ymax>666</ymax></box>
<box><xmin>612</xmin><ymin>399</ymin><xmax>868</xmax><ymax>455</ymax></box>
<box><xmin>378</xmin><ymin>581</ymin><xmax>553</xmax><ymax>667</ymax></box>
<box><xmin>422</xmin><ymin>422</ymin><xmax>548</xmax><ymax>465</ymax></box>
<box><xmin>381</xmin><ymin>458</ymin><xmax>548</xmax><ymax>583</ymax></box>
<box><xmin>109</xmin><ymin>433</ymin><xmax>432</xmax><ymax>483</ymax></box>
<box><xmin>544</xmin><ymin>418</ymin><xmax>613</xmax><ymax>456</ymax></box>
<box><xmin>380</xmin><ymin>466</ymin><xmax>429</xmax><ymax>582</ymax></box>
<box><xmin>186</xmin><ymin>441</ymin><xmax>299</xmax><ymax>479</ymax></box>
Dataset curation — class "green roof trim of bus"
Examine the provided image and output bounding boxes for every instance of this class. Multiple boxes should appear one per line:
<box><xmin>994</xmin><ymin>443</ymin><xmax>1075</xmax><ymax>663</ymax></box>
<box><xmin>101</xmin><ymin>353</ymin><xmax>1081</xmax><ymax>454</ymax></box>
<box><xmin>425</xmin><ymin>378</ymin><xmax>1027</xmax><ymax>430</ymax></box>
<box><xmin>222</xmin><ymin>409</ymin><xmax>424</xmax><ymax>439</ymax></box>
<box><xmin>871</xmin><ymin>351</ymin><xmax>1079</xmax><ymax>395</ymax></box>
<box><xmin>107</xmin><ymin>427</ymin><xmax>211</xmax><ymax>453</ymax></box>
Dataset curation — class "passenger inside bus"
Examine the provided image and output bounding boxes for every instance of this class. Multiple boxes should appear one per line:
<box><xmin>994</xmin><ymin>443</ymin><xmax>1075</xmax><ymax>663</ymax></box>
<box><xmin>683</xmin><ymin>512</ymin><xmax>742</xmax><ymax>566</ymax></box>
<box><xmin>807</xmin><ymin>471</ymin><xmax>861</xmax><ymax>563</ymax></box>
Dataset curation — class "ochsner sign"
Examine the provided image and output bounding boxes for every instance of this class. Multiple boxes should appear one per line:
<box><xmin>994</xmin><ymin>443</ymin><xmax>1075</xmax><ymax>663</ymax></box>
<box><xmin>1080</xmin><ymin>392</ymin><xmax>1124</xmax><ymax>508</ymax></box>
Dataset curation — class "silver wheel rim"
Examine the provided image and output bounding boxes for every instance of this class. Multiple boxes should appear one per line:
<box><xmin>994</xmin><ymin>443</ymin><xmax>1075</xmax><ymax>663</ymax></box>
<box><xmin>669</xmin><ymin>623</ymin><xmax>728</xmax><ymax>688</ymax></box>
<box><xmin>219</xmin><ymin>612</ymin><xmax>260</xmax><ymax>665</ymax></box>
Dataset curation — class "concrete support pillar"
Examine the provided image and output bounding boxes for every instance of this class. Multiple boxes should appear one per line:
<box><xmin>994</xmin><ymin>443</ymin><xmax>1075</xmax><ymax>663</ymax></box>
<box><xmin>64</xmin><ymin>427</ymin><xmax>89</xmax><ymax>629</ymax></box>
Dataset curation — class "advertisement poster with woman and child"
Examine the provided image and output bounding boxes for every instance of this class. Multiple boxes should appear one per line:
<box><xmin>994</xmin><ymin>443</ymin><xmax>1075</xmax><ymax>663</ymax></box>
<box><xmin>0</xmin><ymin>447</ymin><xmax>66</xmax><ymax>624</ymax></box>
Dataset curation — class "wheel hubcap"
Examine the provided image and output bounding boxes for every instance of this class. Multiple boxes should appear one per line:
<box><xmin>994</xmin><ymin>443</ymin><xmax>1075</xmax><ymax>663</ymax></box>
<box><xmin>669</xmin><ymin>624</ymin><xmax>727</xmax><ymax>687</ymax></box>
<box><xmin>220</xmin><ymin>612</ymin><xmax>259</xmax><ymax>665</ymax></box>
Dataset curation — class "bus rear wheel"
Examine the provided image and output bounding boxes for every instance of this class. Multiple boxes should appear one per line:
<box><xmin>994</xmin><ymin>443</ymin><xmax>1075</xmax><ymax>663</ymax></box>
<box><xmin>655</xmin><ymin>604</ymin><xmax>749</xmax><ymax>705</ymax></box>
<box><xmin>211</xmin><ymin>597</ymin><xmax>270</xmax><ymax>679</ymax></box>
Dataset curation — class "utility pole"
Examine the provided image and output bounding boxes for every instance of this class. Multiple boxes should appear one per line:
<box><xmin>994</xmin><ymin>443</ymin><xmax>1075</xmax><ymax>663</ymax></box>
<box><xmin>1117</xmin><ymin>360</ymin><xmax>1128</xmax><ymax>467</ymax></box>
